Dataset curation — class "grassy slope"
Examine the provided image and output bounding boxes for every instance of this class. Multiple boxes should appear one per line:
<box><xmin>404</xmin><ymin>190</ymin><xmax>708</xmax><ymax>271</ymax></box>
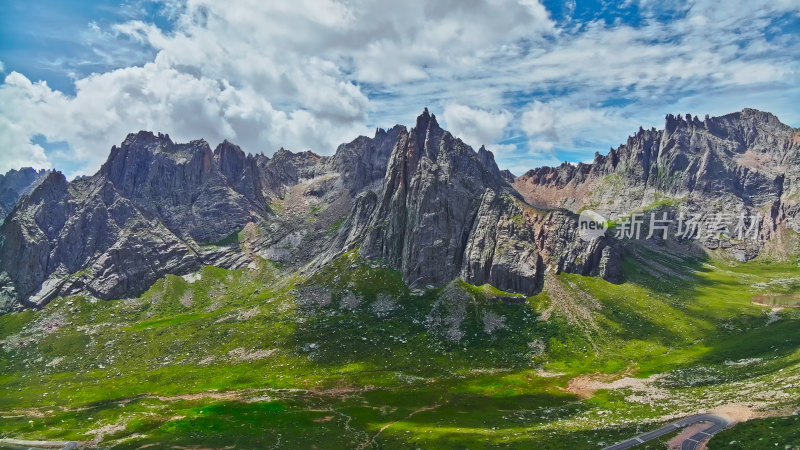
<box><xmin>0</xmin><ymin>251</ymin><xmax>799</xmax><ymax>448</ymax></box>
<box><xmin>708</xmin><ymin>415</ymin><xmax>800</xmax><ymax>448</ymax></box>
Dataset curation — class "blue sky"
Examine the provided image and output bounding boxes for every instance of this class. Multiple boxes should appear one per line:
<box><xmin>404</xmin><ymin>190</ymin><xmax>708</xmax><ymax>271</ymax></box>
<box><xmin>1</xmin><ymin>0</ymin><xmax>799</xmax><ymax>177</ymax></box>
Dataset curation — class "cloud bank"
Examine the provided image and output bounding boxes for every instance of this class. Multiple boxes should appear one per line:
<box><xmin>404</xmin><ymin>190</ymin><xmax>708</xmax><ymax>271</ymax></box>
<box><xmin>0</xmin><ymin>0</ymin><xmax>798</xmax><ymax>176</ymax></box>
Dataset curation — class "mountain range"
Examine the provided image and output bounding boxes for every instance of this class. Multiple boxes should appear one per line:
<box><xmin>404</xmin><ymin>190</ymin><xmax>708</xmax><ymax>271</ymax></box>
<box><xmin>1</xmin><ymin>107</ymin><xmax>798</xmax><ymax>313</ymax></box>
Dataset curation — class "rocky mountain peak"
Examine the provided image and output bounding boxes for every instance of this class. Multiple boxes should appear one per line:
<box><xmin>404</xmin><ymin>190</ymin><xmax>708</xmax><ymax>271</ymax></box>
<box><xmin>120</xmin><ymin>130</ymin><xmax>174</xmax><ymax>150</ymax></box>
<box><xmin>477</xmin><ymin>145</ymin><xmax>504</xmax><ymax>180</ymax></box>
<box><xmin>416</xmin><ymin>107</ymin><xmax>433</xmax><ymax>128</ymax></box>
<box><xmin>513</xmin><ymin>108</ymin><xmax>800</xmax><ymax>262</ymax></box>
<box><xmin>739</xmin><ymin>107</ymin><xmax>781</xmax><ymax>122</ymax></box>
<box><xmin>17</xmin><ymin>171</ymin><xmax>70</xmax><ymax>219</ymax></box>
<box><xmin>0</xmin><ymin>167</ymin><xmax>52</xmax><ymax>221</ymax></box>
<box><xmin>214</xmin><ymin>140</ymin><xmax>248</xmax><ymax>174</ymax></box>
<box><xmin>272</xmin><ymin>147</ymin><xmax>293</xmax><ymax>159</ymax></box>
<box><xmin>326</xmin><ymin>108</ymin><xmax>618</xmax><ymax>294</ymax></box>
<box><xmin>414</xmin><ymin>108</ymin><xmax>444</xmax><ymax>159</ymax></box>
<box><xmin>330</xmin><ymin>124</ymin><xmax>406</xmax><ymax>194</ymax></box>
<box><xmin>101</xmin><ymin>132</ymin><xmax>215</xmax><ymax>199</ymax></box>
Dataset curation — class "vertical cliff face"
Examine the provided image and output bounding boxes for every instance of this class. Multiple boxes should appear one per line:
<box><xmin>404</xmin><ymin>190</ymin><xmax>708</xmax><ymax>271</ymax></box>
<box><xmin>0</xmin><ymin>131</ymin><xmax>329</xmax><ymax>311</ymax></box>
<box><xmin>331</xmin><ymin>109</ymin><xmax>620</xmax><ymax>294</ymax></box>
<box><xmin>329</xmin><ymin>125</ymin><xmax>406</xmax><ymax>194</ymax></box>
<box><xmin>461</xmin><ymin>190</ymin><xmax>621</xmax><ymax>294</ymax></box>
<box><xmin>360</xmin><ymin>109</ymin><xmax>509</xmax><ymax>287</ymax></box>
<box><xmin>100</xmin><ymin>131</ymin><xmax>271</xmax><ymax>243</ymax></box>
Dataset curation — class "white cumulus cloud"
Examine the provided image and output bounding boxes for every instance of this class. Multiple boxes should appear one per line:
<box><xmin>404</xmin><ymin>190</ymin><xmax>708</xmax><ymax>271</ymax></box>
<box><xmin>442</xmin><ymin>104</ymin><xmax>512</xmax><ymax>153</ymax></box>
<box><xmin>520</xmin><ymin>101</ymin><xmax>635</xmax><ymax>156</ymax></box>
<box><xmin>0</xmin><ymin>0</ymin><xmax>798</xmax><ymax>176</ymax></box>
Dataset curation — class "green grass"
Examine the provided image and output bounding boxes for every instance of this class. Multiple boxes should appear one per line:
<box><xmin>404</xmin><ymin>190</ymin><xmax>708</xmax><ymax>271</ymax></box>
<box><xmin>1</xmin><ymin>249</ymin><xmax>799</xmax><ymax>448</ymax></box>
<box><xmin>708</xmin><ymin>415</ymin><xmax>800</xmax><ymax>449</ymax></box>
<box><xmin>327</xmin><ymin>217</ymin><xmax>346</xmax><ymax>235</ymax></box>
<box><xmin>201</xmin><ymin>230</ymin><xmax>243</xmax><ymax>248</ymax></box>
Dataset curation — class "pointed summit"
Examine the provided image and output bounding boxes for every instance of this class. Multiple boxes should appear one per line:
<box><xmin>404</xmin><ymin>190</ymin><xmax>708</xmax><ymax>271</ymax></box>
<box><xmin>412</xmin><ymin>107</ymin><xmax>444</xmax><ymax>160</ymax></box>
<box><xmin>415</xmin><ymin>107</ymin><xmax>440</xmax><ymax>134</ymax></box>
<box><xmin>476</xmin><ymin>145</ymin><xmax>503</xmax><ymax>180</ymax></box>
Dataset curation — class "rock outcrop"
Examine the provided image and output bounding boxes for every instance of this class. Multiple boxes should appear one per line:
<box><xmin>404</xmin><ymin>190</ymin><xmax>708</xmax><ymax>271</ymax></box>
<box><xmin>15</xmin><ymin>107</ymin><xmax>797</xmax><ymax>311</ymax></box>
<box><xmin>513</xmin><ymin>109</ymin><xmax>800</xmax><ymax>260</ymax></box>
<box><xmin>0</xmin><ymin>167</ymin><xmax>51</xmax><ymax>221</ymax></box>
<box><xmin>0</xmin><ymin>125</ymin><xmax>437</xmax><ymax>311</ymax></box>
<box><xmin>328</xmin><ymin>125</ymin><xmax>406</xmax><ymax>194</ymax></box>
<box><xmin>0</xmin><ymin>132</ymin><xmax>338</xmax><ymax>311</ymax></box>
<box><xmin>327</xmin><ymin>109</ymin><xmax>620</xmax><ymax>294</ymax></box>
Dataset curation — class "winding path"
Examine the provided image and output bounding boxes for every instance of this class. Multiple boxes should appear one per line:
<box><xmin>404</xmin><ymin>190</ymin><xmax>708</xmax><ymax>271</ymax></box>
<box><xmin>0</xmin><ymin>439</ymin><xmax>78</xmax><ymax>449</ymax></box>
<box><xmin>603</xmin><ymin>414</ymin><xmax>730</xmax><ymax>450</ymax></box>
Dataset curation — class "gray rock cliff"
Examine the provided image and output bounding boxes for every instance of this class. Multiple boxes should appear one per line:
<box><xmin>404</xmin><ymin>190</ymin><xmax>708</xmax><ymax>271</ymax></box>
<box><xmin>327</xmin><ymin>109</ymin><xmax>620</xmax><ymax>294</ymax></box>
<box><xmin>0</xmin><ymin>167</ymin><xmax>51</xmax><ymax>222</ymax></box>
<box><xmin>513</xmin><ymin>109</ymin><xmax>800</xmax><ymax>260</ymax></box>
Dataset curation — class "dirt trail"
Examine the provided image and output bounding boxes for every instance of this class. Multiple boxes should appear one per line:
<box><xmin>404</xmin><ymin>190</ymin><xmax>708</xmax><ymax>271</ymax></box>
<box><xmin>358</xmin><ymin>402</ymin><xmax>445</xmax><ymax>449</ymax></box>
<box><xmin>0</xmin><ymin>438</ymin><xmax>81</xmax><ymax>449</ymax></box>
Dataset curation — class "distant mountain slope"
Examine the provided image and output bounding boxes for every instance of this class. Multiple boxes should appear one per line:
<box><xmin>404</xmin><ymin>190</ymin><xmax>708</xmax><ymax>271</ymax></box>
<box><xmin>2</xmin><ymin>108</ymin><xmax>797</xmax><ymax>312</ymax></box>
<box><xmin>0</xmin><ymin>167</ymin><xmax>50</xmax><ymax>221</ymax></box>
<box><xmin>513</xmin><ymin>108</ymin><xmax>800</xmax><ymax>260</ymax></box>
<box><xmin>0</xmin><ymin>125</ymin><xmax>424</xmax><ymax>312</ymax></box>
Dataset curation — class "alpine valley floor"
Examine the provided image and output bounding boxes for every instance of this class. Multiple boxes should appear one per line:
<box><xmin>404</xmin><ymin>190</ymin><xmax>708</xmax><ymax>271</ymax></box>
<box><xmin>1</xmin><ymin>243</ymin><xmax>799</xmax><ymax>449</ymax></box>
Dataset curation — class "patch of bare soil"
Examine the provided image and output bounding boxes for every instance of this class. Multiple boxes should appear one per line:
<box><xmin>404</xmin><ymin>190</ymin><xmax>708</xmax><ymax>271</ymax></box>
<box><xmin>563</xmin><ymin>368</ymin><xmax>669</xmax><ymax>404</ymax></box>
<box><xmin>710</xmin><ymin>403</ymin><xmax>776</xmax><ymax>423</ymax></box>
<box><xmin>87</xmin><ymin>422</ymin><xmax>128</xmax><ymax>444</ymax></box>
<box><xmin>227</xmin><ymin>347</ymin><xmax>277</xmax><ymax>362</ymax></box>
<box><xmin>752</xmin><ymin>293</ymin><xmax>800</xmax><ymax>308</ymax></box>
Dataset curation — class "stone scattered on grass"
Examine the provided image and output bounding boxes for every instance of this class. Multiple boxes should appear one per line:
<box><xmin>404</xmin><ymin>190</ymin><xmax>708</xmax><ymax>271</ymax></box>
<box><xmin>294</xmin><ymin>286</ymin><xmax>332</xmax><ymax>308</ymax></box>
<box><xmin>179</xmin><ymin>291</ymin><xmax>193</xmax><ymax>308</ymax></box>
<box><xmin>426</xmin><ymin>283</ymin><xmax>468</xmax><ymax>342</ymax></box>
<box><xmin>227</xmin><ymin>347</ymin><xmax>277</xmax><ymax>362</ymax></box>
<box><xmin>339</xmin><ymin>291</ymin><xmax>361</xmax><ymax>311</ymax></box>
<box><xmin>371</xmin><ymin>294</ymin><xmax>398</xmax><ymax>318</ymax></box>
<box><xmin>482</xmin><ymin>311</ymin><xmax>507</xmax><ymax>335</ymax></box>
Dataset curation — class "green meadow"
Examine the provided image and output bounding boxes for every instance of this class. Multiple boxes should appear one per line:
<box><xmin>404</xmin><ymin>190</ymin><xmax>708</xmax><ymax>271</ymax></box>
<box><xmin>1</xmin><ymin>249</ymin><xmax>799</xmax><ymax>448</ymax></box>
